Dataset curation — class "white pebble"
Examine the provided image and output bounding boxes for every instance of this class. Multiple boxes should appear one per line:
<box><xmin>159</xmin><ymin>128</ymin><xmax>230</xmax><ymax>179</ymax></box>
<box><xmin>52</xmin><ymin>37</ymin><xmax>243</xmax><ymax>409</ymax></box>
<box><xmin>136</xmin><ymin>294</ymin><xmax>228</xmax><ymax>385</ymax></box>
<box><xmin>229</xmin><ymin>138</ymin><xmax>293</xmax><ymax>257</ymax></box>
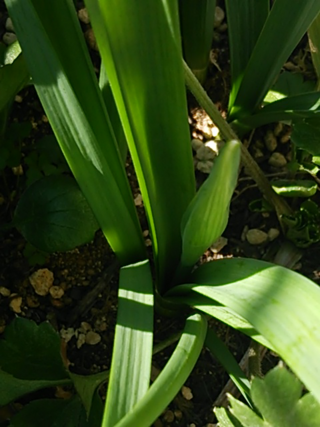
<box><xmin>264</xmin><ymin>130</ymin><xmax>277</xmax><ymax>152</ymax></box>
<box><xmin>0</xmin><ymin>286</ymin><xmax>11</xmax><ymax>297</ymax></box>
<box><xmin>3</xmin><ymin>32</ymin><xmax>17</xmax><ymax>45</ymax></box>
<box><xmin>181</xmin><ymin>385</ymin><xmax>193</xmax><ymax>400</ymax></box>
<box><xmin>85</xmin><ymin>331</ymin><xmax>101</xmax><ymax>345</ymax></box>
<box><xmin>214</xmin><ymin>6</ymin><xmax>225</xmax><ymax>28</ymax></box>
<box><xmin>196</xmin><ymin>160</ymin><xmax>213</xmax><ymax>173</ymax></box>
<box><xmin>9</xmin><ymin>295</ymin><xmax>22</xmax><ymax>313</ymax></box>
<box><xmin>29</xmin><ymin>268</ymin><xmax>54</xmax><ymax>296</ymax></box>
<box><xmin>246</xmin><ymin>229</ymin><xmax>268</xmax><ymax>245</ymax></box>
<box><xmin>268</xmin><ymin>152</ymin><xmax>287</xmax><ymax>168</ymax></box>
<box><xmin>191</xmin><ymin>138</ymin><xmax>203</xmax><ymax>151</ymax></box>
<box><xmin>268</xmin><ymin>228</ymin><xmax>280</xmax><ymax>241</ymax></box>
<box><xmin>196</xmin><ymin>145</ymin><xmax>216</xmax><ymax>161</ymax></box>
<box><xmin>5</xmin><ymin>17</ymin><xmax>15</xmax><ymax>32</ymax></box>
<box><xmin>78</xmin><ymin>8</ymin><xmax>90</xmax><ymax>24</ymax></box>
<box><xmin>210</xmin><ymin>236</ymin><xmax>228</xmax><ymax>253</ymax></box>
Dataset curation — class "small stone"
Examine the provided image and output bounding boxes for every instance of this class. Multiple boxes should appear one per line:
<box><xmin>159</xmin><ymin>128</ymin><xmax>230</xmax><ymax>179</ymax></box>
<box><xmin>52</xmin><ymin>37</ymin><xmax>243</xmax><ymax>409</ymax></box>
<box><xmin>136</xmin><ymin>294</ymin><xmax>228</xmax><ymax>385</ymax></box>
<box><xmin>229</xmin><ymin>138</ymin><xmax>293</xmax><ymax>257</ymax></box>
<box><xmin>85</xmin><ymin>331</ymin><xmax>101</xmax><ymax>345</ymax></box>
<box><xmin>191</xmin><ymin>138</ymin><xmax>203</xmax><ymax>151</ymax></box>
<box><xmin>210</xmin><ymin>236</ymin><xmax>228</xmax><ymax>253</ymax></box>
<box><xmin>163</xmin><ymin>410</ymin><xmax>174</xmax><ymax>423</ymax></box>
<box><xmin>26</xmin><ymin>295</ymin><xmax>40</xmax><ymax>308</ymax></box>
<box><xmin>264</xmin><ymin>130</ymin><xmax>277</xmax><ymax>152</ymax></box>
<box><xmin>77</xmin><ymin>333</ymin><xmax>86</xmax><ymax>349</ymax></box>
<box><xmin>214</xmin><ymin>6</ymin><xmax>225</xmax><ymax>28</ymax></box>
<box><xmin>9</xmin><ymin>295</ymin><xmax>22</xmax><ymax>313</ymax></box>
<box><xmin>49</xmin><ymin>286</ymin><xmax>64</xmax><ymax>299</ymax></box>
<box><xmin>246</xmin><ymin>229</ymin><xmax>268</xmax><ymax>245</ymax></box>
<box><xmin>174</xmin><ymin>410</ymin><xmax>183</xmax><ymax>420</ymax></box>
<box><xmin>0</xmin><ymin>286</ymin><xmax>11</xmax><ymax>297</ymax></box>
<box><xmin>15</xmin><ymin>95</ymin><xmax>23</xmax><ymax>103</ymax></box>
<box><xmin>205</xmin><ymin>139</ymin><xmax>221</xmax><ymax>154</ymax></box>
<box><xmin>5</xmin><ymin>17</ymin><xmax>15</xmax><ymax>32</ymax></box>
<box><xmin>241</xmin><ymin>225</ymin><xmax>249</xmax><ymax>242</ymax></box>
<box><xmin>134</xmin><ymin>193</ymin><xmax>143</xmax><ymax>206</ymax></box>
<box><xmin>142</xmin><ymin>230</ymin><xmax>149</xmax><ymax>237</ymax></box>
<box><xmin>196</xmin><ymin>160</ymin><xmax>213</xmax><ymax>173</ymax></box>
<box><xmin>202</xmin><ymin>125</ymin><xmax>214</xmax><ymax>139</ymax></box>
<box><xmin>268</xmin><ymin>152</ymin><xmax>287</xmax><ymax>168</ymax></box>
<box><xmin>280</xmin><ymin>133</ymin><xmax>290</xmax><ymax>144</ymax></box>
<box><xmin>3</xmin><ymin>32</ymin><xmax>17</xmax><ymax>45</ymax></box>
<box><xmin>29</xmin><ymin>268</ymin><xmax>54</xmax><ymax>296</ymax></box>
<box><xmin>85</xmin><ymin>28</ymin><xmax>98</xmax><ymax>51</ymax></box>
<box><xmin>99</xmin><ymin>321</ymin><xmax>107</xmax><ymax>331</ymax></box>
<box><xmin>78</xmin><ymin>8</ymin><xmax>90</xmax><ymax>24</ymax></box>
<box><xmin>181</xmin><ymin>385</ymin><xmax>193</xmax><ymax>400</ymax></box>
<box><xmin>196</xmin><ymin>145</ymin><xmax>216</xmax><ymax>161</ymax></box>
<box><xmin>253</xmin><ymin>148</ymin><xmax>264</xmax><ymax>159</ymax></box>
<box><xmin>145</xmin><ymin>238</ymin><xmax>152</xmax><ymax>247</ymax></box>
<box><xmin>60</xmin><ymin>327</ymin><xmax>75</xmax><ymax>343</ymax></box>
<box><xmin>268</xmin><ymin>228</ymin><xmax>280</xmax><ymax>241</ymax></box>
<box><xmin>12</xmin><ymin>165</ymin><xmax>23</xmax><ymax>176</ymax></box>
<box><xmin>274</xmin><ymin>122</ymin><xmax>283</xmax><ymax>137</ymax></box>
<box><xmin>80</xmin><ymin>321</ymin><xmax>92</xmax><ymax>332</ymax></box>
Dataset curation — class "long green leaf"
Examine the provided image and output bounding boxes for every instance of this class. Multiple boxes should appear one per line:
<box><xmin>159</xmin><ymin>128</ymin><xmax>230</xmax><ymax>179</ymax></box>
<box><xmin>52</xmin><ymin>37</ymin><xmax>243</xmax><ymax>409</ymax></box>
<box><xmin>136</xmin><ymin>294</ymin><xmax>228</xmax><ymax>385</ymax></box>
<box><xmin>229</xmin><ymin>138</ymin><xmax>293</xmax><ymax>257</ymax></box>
<box><xmin>308</xmin><ymin>12</ymin><xmax>320</xmax><ymax>90</ymax></box>
<box><xmin>205</xmin><ymin>328</ymin><xmax>252</xmax><ymax>405</ymax></box>
<box><xmin>5</xmin><ymin>0</ymin><xmax>145</xmax><ymax>265</ymax></box>
<box><xmin>236</xmin><ymin>92</ymin><xmax>320</xmax><ymax>130</ymax></box>
<box><xmin>229</xmin><ymin>0</ymin><xmax>320</xmax><ymax>120</ymax></box>
<box><xmin>179</xmin><ymin>0</ymin><xmax>216</xmax><ymax>83</ymax></box>
<box><xmin>180</xmin><ymin>140</ymin><xmax>240</xmax><ymax>270</ymax></box>
<box><xmin>112</xmin><ymin>313</ymin><xmax>207</xmax><ymax>427</ymax></box>
<box><xmin>85</xmin><ymin>0</ymin><xmax>196</xmax><ymax>289</ymax></box>
<box><xmin>170</xmin><ymin>258</ymin><xmax>320</xmax><ymax>403</ymax></box>
<box><xmin>103</xmin><ymin>260</ymin><xmax>154</xmax><ymax>427</ymax></box>
<box><xmin>225</xmin><ymin>0</ymin><xmax>269</xmax><ymax>109</ymax></box>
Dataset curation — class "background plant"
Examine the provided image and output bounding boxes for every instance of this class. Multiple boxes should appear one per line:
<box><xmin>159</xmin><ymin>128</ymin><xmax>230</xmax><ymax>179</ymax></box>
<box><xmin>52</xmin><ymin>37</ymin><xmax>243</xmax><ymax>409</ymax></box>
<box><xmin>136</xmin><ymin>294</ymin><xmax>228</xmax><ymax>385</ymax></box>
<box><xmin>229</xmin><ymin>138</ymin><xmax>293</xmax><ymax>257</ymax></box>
<box><xmin>2</xmin><ymin>1</ymin><xmax>320</xmax><ymax>426</ymax></box>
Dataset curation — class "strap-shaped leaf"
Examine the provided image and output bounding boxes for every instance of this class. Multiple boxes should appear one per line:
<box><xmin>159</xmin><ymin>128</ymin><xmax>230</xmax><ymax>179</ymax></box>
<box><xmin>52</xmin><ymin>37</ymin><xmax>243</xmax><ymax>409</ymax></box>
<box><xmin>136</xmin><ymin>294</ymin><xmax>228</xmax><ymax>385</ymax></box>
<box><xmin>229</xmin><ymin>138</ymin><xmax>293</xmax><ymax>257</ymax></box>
<box><xmin>308</xmin><ymin>12</ymin><xmax>320</xmax><ymax>90</ymax></box>
<box><xmin>169</xmin><ymin>258</ymin><xmax>320</xmax><ymax>403</ymax></box>
<box><xmin>5</xmin><ymin>0</ymin><xmax>145</xmax><ymax>265</ymax></box>
<box><xmin>111</xmin><ymin>313</ymin><xmax>207</xmax><ymax>427</ymax></box>
<box><xmin>180</xmin><ymin>140</ymin><xmax>240</xmax><ymax>269</ymax></box>
<box><xmin>103</xmin><ymin>260</ymin><xmax>154</xmax><ymax>427</ymax></box>
<box><xmin>229</xmin><ymin>0</ymin><xmax>320</xmax><ymax>120</ymax></box>
<box><xmin>225</xmin><ymin>0</ymin><xmax>269</xmax><ymax>109</ymax></box>
<box><xmin>85</xmin><ymin>0</ymin><xmax>196</xmax><ymax>290</ymax></box>
<box><xmin>237</xmin><ymin>92</ymin><xmax>320</xmax><ymax>129</ymax></box>
<box><xmin>179</xmin><ymin>0</ymin><xmax>216</xmax><ymax>83</ymax></box>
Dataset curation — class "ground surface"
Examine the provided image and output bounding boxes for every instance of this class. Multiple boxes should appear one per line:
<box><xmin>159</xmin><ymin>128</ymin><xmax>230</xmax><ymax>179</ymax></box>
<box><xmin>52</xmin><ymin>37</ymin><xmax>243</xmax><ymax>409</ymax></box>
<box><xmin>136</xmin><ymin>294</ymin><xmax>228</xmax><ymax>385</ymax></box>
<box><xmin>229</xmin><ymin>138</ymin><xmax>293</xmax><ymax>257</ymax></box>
<box><xmin>1</xmin><ymin>2</ymin><xmax>320</xmax><ymax>427</ymax></box>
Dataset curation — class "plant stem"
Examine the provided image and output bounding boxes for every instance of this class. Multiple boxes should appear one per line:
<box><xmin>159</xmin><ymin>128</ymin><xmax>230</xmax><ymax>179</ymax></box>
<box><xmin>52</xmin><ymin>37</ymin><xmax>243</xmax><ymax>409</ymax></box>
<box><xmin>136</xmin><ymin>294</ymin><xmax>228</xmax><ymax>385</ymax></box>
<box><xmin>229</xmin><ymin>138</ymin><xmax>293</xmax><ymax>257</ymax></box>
<box><xmin>183</xmin><ymin>61</ymin><xmax>292</xmax><ymax>221</ymax></box>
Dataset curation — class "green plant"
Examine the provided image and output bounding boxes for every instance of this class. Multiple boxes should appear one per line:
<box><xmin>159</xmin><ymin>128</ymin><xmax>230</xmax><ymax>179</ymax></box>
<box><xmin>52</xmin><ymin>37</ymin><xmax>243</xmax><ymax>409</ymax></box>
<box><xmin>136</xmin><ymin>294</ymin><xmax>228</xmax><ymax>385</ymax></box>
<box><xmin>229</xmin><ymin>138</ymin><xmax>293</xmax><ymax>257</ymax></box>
<box><xmin>215</xmin><ymin>365</ymin><xmax>320</xmax><ymax>427</ymax></box>
<box><xmin>2</xmin><ymin>1</ymin><xmax>320</xmax><ymax>426</ymax></box>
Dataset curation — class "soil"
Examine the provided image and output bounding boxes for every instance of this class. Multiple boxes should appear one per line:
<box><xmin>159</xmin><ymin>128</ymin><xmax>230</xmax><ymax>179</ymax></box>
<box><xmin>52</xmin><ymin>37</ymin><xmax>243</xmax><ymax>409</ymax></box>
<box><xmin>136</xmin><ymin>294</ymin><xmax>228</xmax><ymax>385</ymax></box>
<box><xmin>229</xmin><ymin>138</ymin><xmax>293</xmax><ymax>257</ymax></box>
<box><xmin>1</xmin><ymin>2</ymin><xmax>320</xmax><ymax>427</ymax></box>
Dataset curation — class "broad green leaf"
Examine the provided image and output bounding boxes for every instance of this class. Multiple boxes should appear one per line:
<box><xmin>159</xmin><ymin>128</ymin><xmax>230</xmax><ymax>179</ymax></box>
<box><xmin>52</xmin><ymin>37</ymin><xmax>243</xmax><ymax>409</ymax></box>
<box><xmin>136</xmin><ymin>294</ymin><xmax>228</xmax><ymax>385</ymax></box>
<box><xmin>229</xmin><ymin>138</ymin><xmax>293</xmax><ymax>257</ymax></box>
<box><xmin>5</xmin><ymin>0</ymin><xmax>146</xmax><ymax>265</ymax></box>
<box><xmin>222</xmin><ymin>366</ymin><xmax>320</xmax><ymax>427</ymax></box>
<box><xmin>111</xmin><ymin>313</ymin><xmax>207</xmax><ymax>427</ymax></box>
<box><xmin>308</xmin><ymin>12</ymin><xmax>320</xmax><ymax>90</ymax></box>
<box><xmin>214</xmin><ymin>407</ymin><xmax>244</xmax><ymax>427</ymax></box>
<box><xmin>180</xmin><ymin>140</ymin><xmax>240</xmax><ymax>269</ymax></box>
<box><xmin>264</xmin><ymin>72</ymin><xmax>316</xmax><ymax>104</ymax></box>
<box><xmin>205</xmin><ymin>328</ymin><xmax>251</xmax><ymax>405</ymax></box>
<box><xmin>85</xmin><ymin>0</ymin><xmax>196</xmax><ymax>289</ymax></box>
<box><xmin>9</xmin><ymin>397</ymin><xmax>88</xmax><ymax>427</ymax></box>
<box><xmin>103</xmin><ymin>260</ymin><xmax>154</xmax><ymax>427</ymax></box>
<box><xmin>271</xmin><ymin>179</ymin><xmax>317</xmax><ymax>198</ymax></box>
<box><xmin>291</xmin><ymin>117</ymin><xmax>320</xmax><ymax>155</ymax></box>
<box><xmin>0</xmin><ymin>317</ymin><xmax>68</xmax><ymax>381</ymax></box>
<box><xmin>236</xmin><ymin>92</ymin><xmax>320</xmax><ymax>130</ymax></box>
<box><xmin>70</xmin><ymin>370</ymin><xmax>108</xmax><ymax>416</ymax></box>
<box><xmin>170</xmin><ymin>257</ymin><xmax>320</xmax><ymax>403</ymax></box>
<box><xmin>14</xmin><ymin>175</ymin><xmax>99</xmax><ymax>253</ymax></box>
<box><xmin>179</xmin><ymin>0</ymin><xmax>216</xmax><ymax>83</ymax></box>
<box><xmin>229</xmin><ymin>0</ymin><xmax>320</xmax><ymax>120</ymax></box>
<box><xmin>0</xmin><ymin>370</ymin><xmax>71</xmax><ymax>406</ymax></box>
<box><xmin>225</xmin><ymin>0</ymin><xmax>269</xmax><ymax>109</ymax></box>
<box><xmin>0</xmin><ymin>41</ymin><xmax>30</xmax><ymax>112</ymax></box>
<box><xmin>227</xmin><ymin>395</ymin><xmax>265</xmax><ymax>427</ymax></box>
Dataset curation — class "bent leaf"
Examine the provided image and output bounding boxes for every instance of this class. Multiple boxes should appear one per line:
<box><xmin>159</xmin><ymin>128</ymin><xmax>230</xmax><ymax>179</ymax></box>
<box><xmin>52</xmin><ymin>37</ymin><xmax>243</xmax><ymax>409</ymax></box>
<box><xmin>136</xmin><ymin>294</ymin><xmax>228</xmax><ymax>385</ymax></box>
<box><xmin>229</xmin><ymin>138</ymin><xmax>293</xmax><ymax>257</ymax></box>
<box><xmin>170</xmin><ymin>257</ymin><xmax>320</xmax><ymax>403</ymax></box>
<box><xmin>180</xmin><ymin>140</ymin><xmax>240</xmax><ymax>268</ymax></box>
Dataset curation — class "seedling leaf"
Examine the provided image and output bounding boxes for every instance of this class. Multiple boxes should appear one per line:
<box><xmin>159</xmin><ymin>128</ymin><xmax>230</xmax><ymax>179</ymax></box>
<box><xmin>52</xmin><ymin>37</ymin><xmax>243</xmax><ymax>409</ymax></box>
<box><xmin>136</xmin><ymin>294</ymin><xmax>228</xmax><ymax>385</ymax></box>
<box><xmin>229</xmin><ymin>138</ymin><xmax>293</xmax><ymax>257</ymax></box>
<box><xmin>14</xmin><ymin>175</ymin><xmax>99</xmax><ymax>252</ymax></box>
<box><xmin>0</xmin><ymin>317</ymin><xmax>68</xmax><ymax>381</ymax></box>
